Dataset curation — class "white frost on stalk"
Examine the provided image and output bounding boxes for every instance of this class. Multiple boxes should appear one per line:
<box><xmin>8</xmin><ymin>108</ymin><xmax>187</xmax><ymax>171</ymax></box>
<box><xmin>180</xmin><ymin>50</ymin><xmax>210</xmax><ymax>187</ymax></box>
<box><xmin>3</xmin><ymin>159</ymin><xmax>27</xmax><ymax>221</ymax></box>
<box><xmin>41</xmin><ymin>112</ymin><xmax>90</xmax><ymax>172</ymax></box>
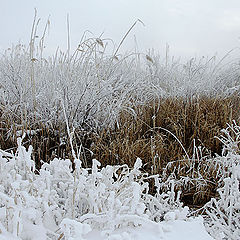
<box><xmin>133</xmin><ymin>157</ymin><xmax>142</xmax><ymax>169</ymax></box>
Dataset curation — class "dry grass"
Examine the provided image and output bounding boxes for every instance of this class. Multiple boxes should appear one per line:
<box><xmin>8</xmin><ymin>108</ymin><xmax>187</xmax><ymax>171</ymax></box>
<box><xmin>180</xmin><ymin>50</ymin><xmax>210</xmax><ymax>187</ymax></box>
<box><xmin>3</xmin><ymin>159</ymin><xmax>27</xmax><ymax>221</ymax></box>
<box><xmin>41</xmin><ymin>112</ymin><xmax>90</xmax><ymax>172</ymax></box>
<box><xmin>91</xmin><ymin>95</ymin><xmax>240</xmax><ymax>205</ymax></box>
<box><xmin>0</xmin><ymin>94</ymin><xmax>240</xmax><ymax>206</ymax></box>
<box><xmin>92</xmin><ymin>95</ymin><xmax>240</xmax><ymax>167</ymax></box>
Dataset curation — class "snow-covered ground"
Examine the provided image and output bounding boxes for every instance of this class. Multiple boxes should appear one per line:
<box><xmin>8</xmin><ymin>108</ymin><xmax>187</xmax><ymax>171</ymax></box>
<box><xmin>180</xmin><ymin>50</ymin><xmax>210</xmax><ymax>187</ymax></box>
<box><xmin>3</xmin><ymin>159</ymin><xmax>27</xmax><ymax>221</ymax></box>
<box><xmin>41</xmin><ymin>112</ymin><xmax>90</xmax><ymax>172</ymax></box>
<box><xmin>78</xmin><ymin>217</ymin><xmax>214</xmax><ymax>240</ymax></box>
<box><xmin>0</xmin><ymin>215</ymin><xmax>213</xmax><ymax>240</ymax></box>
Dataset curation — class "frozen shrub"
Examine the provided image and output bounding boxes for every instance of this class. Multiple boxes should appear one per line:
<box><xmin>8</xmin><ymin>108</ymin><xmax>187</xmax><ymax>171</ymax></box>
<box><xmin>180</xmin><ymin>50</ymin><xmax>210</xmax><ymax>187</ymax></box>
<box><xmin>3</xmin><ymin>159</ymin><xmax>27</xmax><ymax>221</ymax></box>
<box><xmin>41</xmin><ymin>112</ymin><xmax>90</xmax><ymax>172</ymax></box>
<box><xmin>203</xmin><ymin>122</ymin><xmax>240</xmax><ymax>239</ymax></box>
<box><xmin>0</xmin><ymin>136</ymin><xmax>185</xmax><ymax>239</ymax></box>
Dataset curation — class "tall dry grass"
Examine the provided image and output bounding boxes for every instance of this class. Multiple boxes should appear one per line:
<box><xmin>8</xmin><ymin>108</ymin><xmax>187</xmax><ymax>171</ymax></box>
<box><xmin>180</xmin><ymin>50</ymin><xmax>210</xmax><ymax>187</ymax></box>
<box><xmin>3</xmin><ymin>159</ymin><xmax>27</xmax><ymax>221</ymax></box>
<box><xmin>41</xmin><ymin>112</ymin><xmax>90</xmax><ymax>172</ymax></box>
<box><xmin>93</xmin><ymin>95</ymin><xmax>240</xmax><ymax>167</ymax></box>
<box><xmin>91</xmin><ymin>95</ymin><xmax>240</xmax><ymax>205</ymax></box>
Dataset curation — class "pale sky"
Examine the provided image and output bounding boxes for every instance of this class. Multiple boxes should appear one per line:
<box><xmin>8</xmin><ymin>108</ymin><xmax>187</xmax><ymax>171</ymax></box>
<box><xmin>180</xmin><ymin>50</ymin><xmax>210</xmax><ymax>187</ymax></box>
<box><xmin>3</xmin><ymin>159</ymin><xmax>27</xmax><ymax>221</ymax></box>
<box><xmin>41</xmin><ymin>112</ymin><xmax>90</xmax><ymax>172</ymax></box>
<box><xmin>1</xmin><ymin>0</ymin><xmax>240</xmax><ymax>59</ymax></box>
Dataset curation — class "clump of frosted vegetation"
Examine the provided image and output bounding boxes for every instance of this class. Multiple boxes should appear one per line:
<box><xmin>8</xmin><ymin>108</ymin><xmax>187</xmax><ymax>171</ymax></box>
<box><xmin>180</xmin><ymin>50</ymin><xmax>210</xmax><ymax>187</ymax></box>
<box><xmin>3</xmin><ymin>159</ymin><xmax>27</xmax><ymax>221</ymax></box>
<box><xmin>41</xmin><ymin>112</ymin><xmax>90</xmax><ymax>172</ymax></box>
<box><xmin>203</xmin><ymin>122</ymin><xmax>240</xmax><ymax>239</ymax></box>
<box><xmin>0</xmin><ymin>134</ymin><xmax>186</xmax><ymax>239</ymax></box>
<box><xmin>0</xmin><ymin>35</ymin><xmax>240</xmax><ymax>133</ymax></box>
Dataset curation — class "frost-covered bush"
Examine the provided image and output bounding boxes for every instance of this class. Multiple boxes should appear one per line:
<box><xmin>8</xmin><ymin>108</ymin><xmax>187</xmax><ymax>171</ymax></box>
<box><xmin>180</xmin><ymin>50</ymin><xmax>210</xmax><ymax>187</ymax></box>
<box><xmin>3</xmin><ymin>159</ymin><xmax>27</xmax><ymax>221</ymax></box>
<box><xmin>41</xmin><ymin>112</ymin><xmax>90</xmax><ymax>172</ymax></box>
<box><xmin>0</xmin><ymin>43</ymin><xmax>145</xmax><ymax>130</ymax></box>
<box><xmin>0</xmin><ymin>134</ymin><xmax>186</xmax><ymax>239</ymax></box>
<box><xmin>203</xmin><ymin>122</ymin><xmax>240</xmax><ymax>240</ymax></box>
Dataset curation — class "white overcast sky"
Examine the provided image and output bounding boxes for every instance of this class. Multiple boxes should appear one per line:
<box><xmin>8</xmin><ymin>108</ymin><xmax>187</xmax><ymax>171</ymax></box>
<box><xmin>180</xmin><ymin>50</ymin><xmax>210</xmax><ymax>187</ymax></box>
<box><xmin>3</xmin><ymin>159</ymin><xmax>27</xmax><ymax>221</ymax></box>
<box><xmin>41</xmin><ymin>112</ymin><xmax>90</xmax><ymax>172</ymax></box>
<box><xmin>1</xmin><ymin>0</ymin><xmax>240</xmax><ymax>59</ymax></box>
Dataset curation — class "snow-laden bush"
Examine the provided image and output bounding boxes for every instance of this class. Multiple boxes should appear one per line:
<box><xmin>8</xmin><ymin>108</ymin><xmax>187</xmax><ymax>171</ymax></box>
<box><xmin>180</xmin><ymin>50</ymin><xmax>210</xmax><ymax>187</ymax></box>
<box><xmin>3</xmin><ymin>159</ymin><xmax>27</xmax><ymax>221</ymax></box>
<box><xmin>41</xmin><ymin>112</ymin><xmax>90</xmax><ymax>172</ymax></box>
<box><xmin>0</xmin><ymin>134</ymin><xmax>186</xmax><ymax>240</ymax></box>
<box><xmin>203</xmin><ymin>122</ymin><xmax>240</xmax><ymax>240</ymax></box>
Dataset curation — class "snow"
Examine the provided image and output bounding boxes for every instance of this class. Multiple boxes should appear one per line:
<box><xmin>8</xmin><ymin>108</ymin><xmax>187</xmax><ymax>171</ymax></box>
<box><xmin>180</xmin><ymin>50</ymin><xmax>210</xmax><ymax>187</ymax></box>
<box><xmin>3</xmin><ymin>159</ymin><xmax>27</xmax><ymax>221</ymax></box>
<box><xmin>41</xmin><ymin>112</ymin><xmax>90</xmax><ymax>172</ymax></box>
<box><xmin>85</xmin><ymin>217</ymin><xmax>214</xmax><ymax>240</ymax></box>
<box><xmin>163</xmin><ymin>218</ymin><xmax>213</xmax><ymax>240</ymax></box>
<box><xmin>0</xmin><ymin>217</ymin><xmax>213</xmax><ymax>240</ymax></box>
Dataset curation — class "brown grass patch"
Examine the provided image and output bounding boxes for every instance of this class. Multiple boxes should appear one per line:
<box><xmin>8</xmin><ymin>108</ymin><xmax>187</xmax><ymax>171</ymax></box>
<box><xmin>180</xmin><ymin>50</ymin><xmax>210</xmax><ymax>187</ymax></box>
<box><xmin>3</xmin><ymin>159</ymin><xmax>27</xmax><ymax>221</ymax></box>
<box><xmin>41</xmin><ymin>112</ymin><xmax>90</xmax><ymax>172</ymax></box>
<box><xmin>92</xmin><ymin>95</ymin><xmax>240</xmax><ymax>167</ymax></box>
<box><xmin>91</xmin><ymin>95</ymin><xmax>240</xmax><ymax>205</ymax></box>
